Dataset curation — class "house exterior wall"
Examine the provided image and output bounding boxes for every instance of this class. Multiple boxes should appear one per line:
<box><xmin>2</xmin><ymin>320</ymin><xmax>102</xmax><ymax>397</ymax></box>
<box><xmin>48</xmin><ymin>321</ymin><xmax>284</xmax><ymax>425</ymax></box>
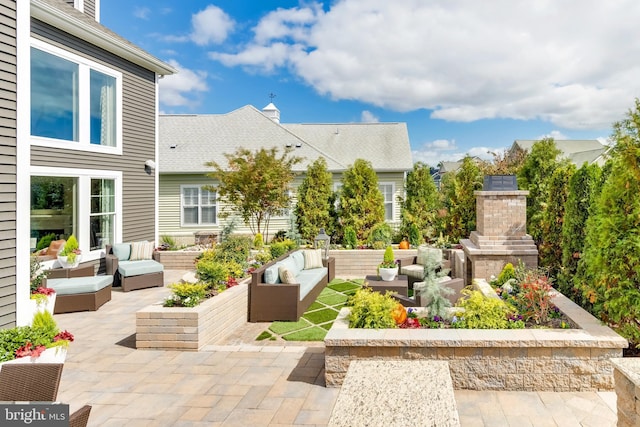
<box><xmin>0</xmin><ymin>0</ymin><xmax>17</xmax><ymax>328</ymax></box>
<box><xmin>158</xmin><ymin>171</ymin><xmax>406</xmax><ymax>245</ymax></box>
<box><xmin>30</xmin><ymin>19</ymin><xmax>157</xmax><ymax>244</ymax></box>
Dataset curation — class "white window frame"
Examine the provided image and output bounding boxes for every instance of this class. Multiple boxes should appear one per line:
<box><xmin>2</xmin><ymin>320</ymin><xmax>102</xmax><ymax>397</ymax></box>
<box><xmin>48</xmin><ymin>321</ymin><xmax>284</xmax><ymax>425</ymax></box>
<box><xmin>180</xmin><ymin>185</ymin><xmax>217</xmax><ymax>226</ymax></box>
<box><xmin>272</xmin><ymin>189</ymin><xmax>293</xmax><ymax>219</ymax></box>
<box><xmin>379</xmin><ymin>182</ymin><xmax>395</xmax><ymax>221</ymax></box>
<box><xmin>30</xmin><ymin>166</ymin><xmax>122</xmax><ymax>266</ymax></box>
<box><xmin>30</xmin><ymin>38</ymin><xmax>123</xmax><ymax>155</ymax></box>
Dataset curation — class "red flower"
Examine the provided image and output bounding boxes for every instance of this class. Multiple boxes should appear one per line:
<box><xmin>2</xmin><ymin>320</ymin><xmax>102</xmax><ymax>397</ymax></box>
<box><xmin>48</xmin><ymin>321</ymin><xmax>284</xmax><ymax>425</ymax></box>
<box><xmin>226</xmin><ymin>277</ymin><xmax>239</xmax><ymax>288</ymax></box>
<box><xmin>54</xmin><ymin>330</ymin><xmax>74</xmax><ymax>342</ymax></box>
<box><xmin>399</xmin><ymin>318</ymin><xmax>421</xmax><ymax>329</ymax></box>
<box><xmin>32</xmin><ymin>286</ymin><xmax>55</xmax><ymax>296</ymax></box>
<box><xmin>15</xmin><ymin>342</ymin><xmax>47</xmax><ymax>358</ymax></box>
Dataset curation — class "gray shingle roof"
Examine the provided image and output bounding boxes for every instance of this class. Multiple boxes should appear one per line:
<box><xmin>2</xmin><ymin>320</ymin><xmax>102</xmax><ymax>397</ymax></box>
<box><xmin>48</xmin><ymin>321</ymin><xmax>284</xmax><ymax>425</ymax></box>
<box><xmin>512</xmin><ymin>139</ymin><xmax>606</xmax><ymax>165</ymax></box>
<box><xmin>159</xmin><ymin>105</ymin><xmax>413</xmax><ymax>173</ymax></box>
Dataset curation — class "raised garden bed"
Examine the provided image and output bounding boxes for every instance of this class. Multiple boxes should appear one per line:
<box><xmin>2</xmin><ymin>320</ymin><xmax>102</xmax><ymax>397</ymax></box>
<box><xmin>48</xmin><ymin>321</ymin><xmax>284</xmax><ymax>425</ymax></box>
<box><xmin>324</xmin><ymin>288</ymin><xmax>628</xmax><ymax>391</ymax></box>
<box><xmin>135</xmin><ymin>278</ymin><xmax>249</xmax><ymax>350</ymax></box>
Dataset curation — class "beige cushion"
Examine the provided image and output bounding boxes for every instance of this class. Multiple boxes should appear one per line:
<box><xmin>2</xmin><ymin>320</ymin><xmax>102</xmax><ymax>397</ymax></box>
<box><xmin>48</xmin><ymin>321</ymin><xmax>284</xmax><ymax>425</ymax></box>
<box><xmin>279</xmin><ymin>266</ymin><xmax>297</xmax><ymax>284</ymax></box>
<box><xmin>129</xmin><ymin>241</ymin><xmax>155</xmax><ymax>261</ymax></box>
<box><xmin>303</xmin><ymin>249</ymin><xmax>323</xmax><ymax>269</ymax></box>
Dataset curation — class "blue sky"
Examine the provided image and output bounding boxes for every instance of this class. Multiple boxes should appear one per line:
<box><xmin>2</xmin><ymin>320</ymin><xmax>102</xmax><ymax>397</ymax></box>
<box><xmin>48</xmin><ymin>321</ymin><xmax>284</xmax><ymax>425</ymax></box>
<box><xmin>100</xmin><ymin>1</ymin><xmax>640</xmax><ymax>167</ymax></box>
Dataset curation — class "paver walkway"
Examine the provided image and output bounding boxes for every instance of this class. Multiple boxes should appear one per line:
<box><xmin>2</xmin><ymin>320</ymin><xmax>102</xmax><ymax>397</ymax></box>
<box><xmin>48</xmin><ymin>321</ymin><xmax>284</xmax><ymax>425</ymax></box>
<box><xmin>53</xmin><ymin>270</ymin><xmax>618</xmax><ymax>426</ymax></box>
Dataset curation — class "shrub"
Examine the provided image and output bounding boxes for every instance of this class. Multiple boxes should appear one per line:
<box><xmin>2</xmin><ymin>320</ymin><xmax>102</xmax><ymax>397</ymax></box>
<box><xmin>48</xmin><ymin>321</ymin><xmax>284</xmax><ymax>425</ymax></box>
<box><xmin>343</xmin><ymin>226</ymin><xmax>357</xmax><ymax>249</ymax></box>
<box><xmin>164</xmin><ymin>283</ymin><xmax>207</xmax><ymax>307</ymax></box>
<box><xmin>368</xmin><ymin>222</ymin><xmax>393</xmax><ymax>247</ymax></box>
<box><xmin>195</xmin><ymin>258</ymin><xmax>229</xmax><ymax>289</ymax></box>
<box><xmin>35</xmin><ymin>233</ymin><xmax>57</xmax><ymax>252</ymax></box>
<box><xmin>496</xmin><ymin>263</ymin><xmax>516</xmax><ymax>287</ymax></box>
<box><xmin>348</xmin><ymin>287</ymin><xmax>397</xmax><ymax>329</ymax></box>
<box><xmin>255</xmin><ymin>248</ymin><xmax>272</xmax><ymax>264</ymax></box>
<box><xmin>414</xmin><ymin>250</ymin><xmax>452</xmax><ymax>318</ymax></box>
<box><xmin>453</xmin><ymin>289</ymin><xmax>523</xmax><ymax>329</ymax></box>
<box><xmin>518</xmin><ymin>273</ymin><xmax>555</xmax><ymax>324</ymax></box>
<box><xmin>270</xmin><ymin>239</ymin><xmax>297</xmax><ymax>259</ymax></box>
<box><xmin>253</xmin><ymin>233</ymin><xmax>263</xmax><ymax>249</ymax></box>
<box><xmin>159</xmin><ymin>235</ymin><xmax>177</xmax><ymax>250</ymax></box>
<box><xmin>408</xmin><ymin>223</ymin><xmax>421</xmax><ymax>247</ymax></box>
<box><xmin>214</xmin><ymin>235</ymin><xmax>251</xmax><ymax>264</ymax></box>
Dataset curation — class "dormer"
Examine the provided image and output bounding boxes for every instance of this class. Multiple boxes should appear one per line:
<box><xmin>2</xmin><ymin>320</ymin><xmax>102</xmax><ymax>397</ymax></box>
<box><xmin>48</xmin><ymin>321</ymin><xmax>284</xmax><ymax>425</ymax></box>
<box><xmin>63</xmin><ymin>0</ymin><xmax>100</xmax><ymax>22</ymax></box>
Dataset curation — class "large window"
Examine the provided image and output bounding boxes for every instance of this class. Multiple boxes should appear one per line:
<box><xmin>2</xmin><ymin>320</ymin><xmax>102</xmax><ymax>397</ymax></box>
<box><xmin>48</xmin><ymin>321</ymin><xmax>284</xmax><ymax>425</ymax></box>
<box><xmin>379</xmin><ymin>183</ymin><xmax>394</xmax><ymax>221</ymax></box>
<box><xmin>30</xmin><ymin>41</ymin><xmax>121</xmax><ymax>152</ymax></box>
<box><xmin>182</xmin><ymin>186</ymin><xmax>216</xmax><ymax>226</ymax></box>
<box><xmin>30</xmin><ymin>169</ymin><xmax>121</xmax><ymax>258</ymax></box>
<box><xmin>90</xmin><ymin>179</ymin><xmax>115</xmax><ymax>250</ymax></box>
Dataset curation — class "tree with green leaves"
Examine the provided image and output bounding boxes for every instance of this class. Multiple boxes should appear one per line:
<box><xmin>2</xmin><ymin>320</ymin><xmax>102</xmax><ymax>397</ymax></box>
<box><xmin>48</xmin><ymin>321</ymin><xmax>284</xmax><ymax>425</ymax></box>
<box><xmin>575</xmin><ymin>99</ymin><xmax>640</xmax><ymax>348</ymax></box>
<box><xmin>338</xmin><ymin>159</ymin><xmax>385</xmax><ymax>244</ymax></box>
<box><xmin>556</xmin><ymin>163</ymin><xmax>602</xmax><ymax>297</ymax></box>
<box><xmin>295</xmin><ymin>158</ymin><xmax>335</xmax><ymax>242</ymax></box>
<box><xmin>516</xmin><ymin>138</ymin><xmax>563</xmax><ymax>244</ymax></box>
<box><xmin>442</xmin><ymin>156</ymin><xmax>483</xmax><ymax>242</ymax></box>
<box><xmin>538</xmin><ymin>162</ymin><xmax>575</xmax><ymax>278</ymax></box>
<box><xmin>205</xmin><ymin>147</ymin><xmax>301</xmax><ymax>240</ymax></box>
<box><xmin>399</xmin><ymin>162</ymin><xmax>440</xmax><ymax>244</ymax></box>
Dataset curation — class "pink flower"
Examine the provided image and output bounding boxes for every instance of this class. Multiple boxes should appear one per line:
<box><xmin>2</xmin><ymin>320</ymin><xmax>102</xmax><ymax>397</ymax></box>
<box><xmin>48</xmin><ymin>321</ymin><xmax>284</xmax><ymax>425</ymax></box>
<box><xmin>15</xmin><ymin>342</ymin><xmax>47</xmax><ymax>358</ymax></box>
<box><xmin>32</xmin><ymin>286</ymin><xmax>55</xmax><ymax>296</ymax></box>
<box><xmin>54</xmin><ymin>330</ymin><xmax>74</xmax><ymax>342</ymax></box>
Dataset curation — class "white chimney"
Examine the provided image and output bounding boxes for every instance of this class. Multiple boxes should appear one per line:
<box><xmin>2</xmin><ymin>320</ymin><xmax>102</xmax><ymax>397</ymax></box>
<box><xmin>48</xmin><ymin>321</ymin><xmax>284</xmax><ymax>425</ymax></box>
<box><xmin>262</xmin><ymin>102</ymin><xmax>280</xmax><ymax>123</ymax></box>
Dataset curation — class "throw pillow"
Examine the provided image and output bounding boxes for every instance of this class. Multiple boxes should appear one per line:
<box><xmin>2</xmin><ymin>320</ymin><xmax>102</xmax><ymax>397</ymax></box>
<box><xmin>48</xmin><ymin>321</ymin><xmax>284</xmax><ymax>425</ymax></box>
<box><xmin>112</xmin><ymin>243</ymin><xmax>131</xmax><ymax>261</ymax></box>
<box><xmin>279</xmin><ymin>266</ymin><xmax>297</xmax><ymax>284</ymax></box>
<box><xmin>264</xmin><ymin>264</ymin><xmax>281</xmax><ymax>284</ymax></box>
<box><xmin>129</xmin><ymin>241</ymin><xmax>155</xmax><ymax>261</ymax></box>
<box><xmin>303</xmin><ymin>249</ymin><xmax>323</xmax><ymax>269</ymax></box>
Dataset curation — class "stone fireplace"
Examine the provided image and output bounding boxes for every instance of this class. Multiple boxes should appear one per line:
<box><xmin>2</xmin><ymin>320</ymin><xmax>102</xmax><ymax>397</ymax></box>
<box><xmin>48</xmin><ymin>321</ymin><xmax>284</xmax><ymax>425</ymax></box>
<box><xmin>460</xmin><ymin>180</ymin><xmax>538</xmax><ymax>284</ymax></box>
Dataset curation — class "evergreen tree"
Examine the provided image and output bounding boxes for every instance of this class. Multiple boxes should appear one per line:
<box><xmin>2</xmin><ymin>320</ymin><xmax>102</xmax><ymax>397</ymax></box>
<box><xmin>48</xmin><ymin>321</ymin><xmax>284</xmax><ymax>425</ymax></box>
<box><xmin>443</xmin><ymin>156</ymin><xmax>483</xmax><ymax>242</ymax></box>
<box><xmin>538</xmin><ymin>162</ymin><xmax>575</xmax><ymax>279</ymax></box>
<box><xmin>557</xmin><ymin>163</ymin><xmax>601</xmax><ymax>297</ymax></box>
<box><xmin>575</xmin><ymin>99</ymin><xmax>640</xmax><ymax>348</ymax></box>
<box><xmin>338</xmin><ymin>159</ymin><xmax>385</xmax><ymax>243</ymax></box>
<box><xmin>517</xmin><ymin>138</ymin><xmax>562</xmax><ymax>244</ymax></box>
<box><xmin>294</xmin><ymin>158</ymin><xmax>335</xmax><ymax>242</ymax></box>
<box><xmin>399</xmin><ymin>162</ymin><xmax>440</xmax><ymax>244</ymax></box>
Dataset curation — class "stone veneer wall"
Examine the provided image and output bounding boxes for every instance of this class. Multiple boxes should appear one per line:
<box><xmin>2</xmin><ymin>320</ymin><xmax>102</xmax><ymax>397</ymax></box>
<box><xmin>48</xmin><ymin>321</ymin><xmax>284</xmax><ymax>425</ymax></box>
<box><xmin>610</xmin><ymin>358</ymin><xmax>640</xmax><ymax>427</ymax></box>
<box><xmin>475</xmin><ymin>191</ymin><xmax>528</xmax><ymax>236</ymax></box>
<box><xmin>153</xmin><ymin>251</ymin><xmax>200</xmax><ymax>269</ymax></box>
<box><xmin>135</xmin><ymin>279</ymin><xmax>248</xmax><ymax>350</ymax></box>
<box><xmin>325</xmin><ymin>289</ymin><xmax>627</xmax><ymax>390</ymax></box>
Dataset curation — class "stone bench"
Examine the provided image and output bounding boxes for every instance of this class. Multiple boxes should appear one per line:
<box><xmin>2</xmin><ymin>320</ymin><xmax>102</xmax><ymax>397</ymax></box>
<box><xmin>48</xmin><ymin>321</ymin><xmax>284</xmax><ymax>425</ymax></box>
<box><xmin>328</xmin><ymin>360</ymin><xmax>460</xmax><ymax>427</ymax></box>
<box><xmin>46</xmin><ymin>275</ymin><xmax>113</xmax><ymax>314</ymax></box>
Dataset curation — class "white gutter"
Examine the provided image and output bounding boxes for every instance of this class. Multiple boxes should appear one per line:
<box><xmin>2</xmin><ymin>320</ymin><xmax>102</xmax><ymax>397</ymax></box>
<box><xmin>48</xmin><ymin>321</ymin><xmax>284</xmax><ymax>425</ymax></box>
<box><xmin>31</xmin><ymin>0</ymin><xmax>177</xmax><ymax>76</ymax></box>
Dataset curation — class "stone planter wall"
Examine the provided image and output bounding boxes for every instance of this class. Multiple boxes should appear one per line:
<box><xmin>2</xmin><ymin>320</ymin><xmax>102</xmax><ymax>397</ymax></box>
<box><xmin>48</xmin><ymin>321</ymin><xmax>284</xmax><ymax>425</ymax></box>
<box><xmin>135</xmin><ymin>279</ymin><xmax>248</xmax><ymax>350</ymax></box>
<box><xmin>153</xmin><ymin>251</ymin><xmax>200</xmax><ymax>269</ymax></box>
<box><xmin>610</xmin><ymin>358</ymin><xmax>640</xmax><ymax>427</ymax></box>
<box><xmin>325</xmin><ymin>290</ymin><xmax>628</xmax><ymax>390</ymax></box>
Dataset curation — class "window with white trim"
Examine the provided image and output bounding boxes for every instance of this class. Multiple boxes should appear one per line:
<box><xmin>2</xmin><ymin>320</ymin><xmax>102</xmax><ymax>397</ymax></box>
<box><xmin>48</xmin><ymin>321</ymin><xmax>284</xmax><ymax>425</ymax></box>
<box><xmin>30</xmin><ymin>169</ymin><xmax>121</xmax><ymax>257</ymax></box>
<box><xmin>30</xmin><ymin>40</ymin><xmax>122</xmax><ymax>154</ymax></box>
<box><xmin>182</xmin><ymin>186</ymin><xmax>217</xmax><ymax>226</ymax></box>
<box><xmin>379</xmin><ymin>183</ymin><xmax>394</xmax><ymax>221</ymax></box>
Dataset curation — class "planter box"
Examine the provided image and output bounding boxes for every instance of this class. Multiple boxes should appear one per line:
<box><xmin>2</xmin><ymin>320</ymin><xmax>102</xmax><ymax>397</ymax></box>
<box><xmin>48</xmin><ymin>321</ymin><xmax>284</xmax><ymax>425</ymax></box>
<box><xmin>153</xmin><ymin>250</ymin><xmax>201</xmax><ymax>269</ymax></box>
<box><xmin>135</xmin><ymin>279</ymin><xmax>249</xmax><ymax>350</ymax></box>
<box><xmin>325</xmin><ymin>289</ymin><xmax>628</xmax><ymax>391</ymax></box>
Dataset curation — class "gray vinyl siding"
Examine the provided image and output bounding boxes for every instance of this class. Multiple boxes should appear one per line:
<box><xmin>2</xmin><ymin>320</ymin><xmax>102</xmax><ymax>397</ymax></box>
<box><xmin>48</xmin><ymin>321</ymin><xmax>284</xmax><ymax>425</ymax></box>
<box><xmin>31</xmin><ymin>19</ymin><xmax>157</xmax><ymax>243</ymax></box>
<box><xmin>0</xmin><ymin>0</ymin><xmax>17</xmax><ymax>328</ymax></box>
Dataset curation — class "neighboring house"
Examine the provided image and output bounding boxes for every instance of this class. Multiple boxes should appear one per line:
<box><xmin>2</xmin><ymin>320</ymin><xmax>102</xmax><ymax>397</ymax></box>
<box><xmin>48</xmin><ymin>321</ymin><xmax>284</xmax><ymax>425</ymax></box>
<box><xmin>509</xmin><ymin>140</ymin><xmax>608</xmax><ymax>166</ymax></box>
<box><xmin>0</xmin><ymin>0</ymin><xmax>175</xmax><ymax>328</ymax></box>
<box><xmin>158</xmin><ymin>103</ymin><xmax>414</xmax><ymax>245</ymax></box>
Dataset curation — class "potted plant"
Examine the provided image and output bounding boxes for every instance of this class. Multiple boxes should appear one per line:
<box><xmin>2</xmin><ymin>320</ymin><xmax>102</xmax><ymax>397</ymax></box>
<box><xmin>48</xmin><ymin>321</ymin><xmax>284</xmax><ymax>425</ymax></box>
<box><xmin>29</xmin><ymin>256</ymin><xmax>56</xmax><ymax>317</ymax></box>
<box><xmin>378</xmin><ymin>245</ymin><xmax>399</xmax><ymax>281</ymax></box>
<box><xmin>0</xmin><ymin>311</ymin><xmax>73</xmax><ymax>365</ymax></box>
<box><xmin>58</xmin><ymin>235</ymin><xmax>81</xmax><ymax>268</ymax></box>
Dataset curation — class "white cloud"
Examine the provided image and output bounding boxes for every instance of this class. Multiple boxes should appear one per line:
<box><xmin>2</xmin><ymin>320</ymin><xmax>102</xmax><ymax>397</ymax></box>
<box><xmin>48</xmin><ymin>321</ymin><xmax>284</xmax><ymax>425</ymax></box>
<box><xmin>190</xmin><ymin>5</ymin><xmax>235</xmax><ymax>46</ymax></box>
<box><xmin>133</xmin><ymin>7</ymin><xmax>150</xmax><ymax>20</ymax></box>
<box><xmin>537</xmin><ymin>130</ymin><xmax>568</xmax><ymax>140</ymax></box>
<box><xmin>159</xmin><ymin>60</ymin><xmax>209</xmax><ymax>108</ymax></box>
<box><xmin>361</xmin><ymin>110</ymin><xmax>378</xmax><ymax>123</ymax></box>
<box><xmin>412</xmin><ymin>143</ymin><xmax>504</xmax><ymax>167</ymax></box>
<box><xmin>427</xmin><ymin>139</ymin><xmax>456</xmax><ymax>150</ymax></box>
<box><xmin>207</xmin><ymin>0</ymin><xmax>640</xmax><ymax>130</ymax></box>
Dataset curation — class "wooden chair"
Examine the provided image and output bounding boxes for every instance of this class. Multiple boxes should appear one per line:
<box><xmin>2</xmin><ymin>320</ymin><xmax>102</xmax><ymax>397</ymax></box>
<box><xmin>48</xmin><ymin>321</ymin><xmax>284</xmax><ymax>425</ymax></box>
<box><xmin>0</xmin><ymin>363</ymin><xmax>64</xmax><ymax>401</ymax></box>
<box><xmin>69</xmin><ymin>405</ymin><xmax>92</xmax><ymax>427</ymax></box>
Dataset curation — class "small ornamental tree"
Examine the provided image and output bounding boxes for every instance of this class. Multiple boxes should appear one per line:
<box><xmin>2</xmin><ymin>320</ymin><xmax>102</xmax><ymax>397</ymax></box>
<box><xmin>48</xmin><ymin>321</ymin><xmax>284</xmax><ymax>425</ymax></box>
<box><xmin>575</xmin><ymin>98</ymin><xmax>640</xmax><ymax>348</ymax></box>
<box><xmin>442</xmin><ymin>156</ymin><xmax>483</xmax><ymax>242</ymax></box>
<box><xmin>295</xmin><ymin>158</ymin><xmax>335</xmax><ymax>242</ymax></box>
<box><xmin>517</xmin><ymin>138</ymin><xmax>563</xmax><ymax>244</ymax></box>
<box><xmin>557</xmin><ymin>163</ymin><xmax>602</xmax><ymax>297</ymax></box>
<box><xmin>338</xmin><ymin>159</ymin><xmax>385</xmax><ymax>244</ymax></box>
<box><xmin>538</xmin><ymin>162</ymin><xmax>575</xmax><ymax>278</ymax></box>
<box><xmin>205</xmin><ymin>147</ymin><xmax>301</xmax><ymax>240</ymax></box>
<box><xmin>399</xmin><ymin>162</ymin><xmax>440</xmax><ymax>243</ymax></box>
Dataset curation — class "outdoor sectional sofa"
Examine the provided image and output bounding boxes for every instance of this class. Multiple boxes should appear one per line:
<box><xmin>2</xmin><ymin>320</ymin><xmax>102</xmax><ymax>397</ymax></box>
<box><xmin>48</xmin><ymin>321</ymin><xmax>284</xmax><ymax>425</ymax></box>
<box><xmin>249</xmin><ymin>249</ymin><xmax>335</xmax><ymax>322</ymax></box>
<box><xmin>105</xmin><ymin>243</ymin><xmax>164</xmax><ymax>292</ymax></box>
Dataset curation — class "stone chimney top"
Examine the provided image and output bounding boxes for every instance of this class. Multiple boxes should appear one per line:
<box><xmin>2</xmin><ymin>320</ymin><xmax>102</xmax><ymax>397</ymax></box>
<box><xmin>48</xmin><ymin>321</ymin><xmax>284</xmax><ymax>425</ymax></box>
<box><xmin>262</xmin><ymin>103</ymin><xmax>280</xmax><ymax>124</ymax></box>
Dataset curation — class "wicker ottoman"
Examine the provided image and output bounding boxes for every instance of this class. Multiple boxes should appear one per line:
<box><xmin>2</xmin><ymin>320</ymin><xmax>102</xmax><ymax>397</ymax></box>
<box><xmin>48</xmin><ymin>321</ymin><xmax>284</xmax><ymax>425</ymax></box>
<box><xmin>47</xmin><ymin>275</ymin><xmax>113</xmax><ymax>314</ymax></box>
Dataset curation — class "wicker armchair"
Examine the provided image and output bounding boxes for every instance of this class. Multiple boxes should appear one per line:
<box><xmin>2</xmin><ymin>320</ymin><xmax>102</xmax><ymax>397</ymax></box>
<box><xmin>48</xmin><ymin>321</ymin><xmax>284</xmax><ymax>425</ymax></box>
<box><xmin>0</xmin><ymin>363</ymin><xmax>64</xmax><ymax>401</ymax></box>
<box><xmin>70</xmin><ymin>405</ymin><xmax>92</xmax><ymax>427</ymax></box>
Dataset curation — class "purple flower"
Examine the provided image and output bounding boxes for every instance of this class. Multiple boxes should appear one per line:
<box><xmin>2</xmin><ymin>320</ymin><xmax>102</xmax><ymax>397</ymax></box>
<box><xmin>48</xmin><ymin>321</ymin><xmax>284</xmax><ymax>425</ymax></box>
<box><xmin>433</xmin><ymin>315</ymin><xmax>441</xmax><ymax>322</ymax></box>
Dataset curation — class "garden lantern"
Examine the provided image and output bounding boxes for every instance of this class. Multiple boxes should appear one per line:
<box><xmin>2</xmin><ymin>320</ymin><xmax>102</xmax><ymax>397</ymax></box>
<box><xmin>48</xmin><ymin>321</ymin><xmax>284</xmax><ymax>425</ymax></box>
<box><xmin>314</xmin><ymin>228</ymin><xmax>331</xmax><ymax>260</ymax></box>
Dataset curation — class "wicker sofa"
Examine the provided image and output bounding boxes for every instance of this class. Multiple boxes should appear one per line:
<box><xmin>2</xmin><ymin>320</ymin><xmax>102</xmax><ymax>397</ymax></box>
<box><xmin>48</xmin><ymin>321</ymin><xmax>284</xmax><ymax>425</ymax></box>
<box><xmin>249</xmin><ymin>249</ymin><xmax>335</xmax><ymax>322</ymax></box>
<box><xmin>105</xmin><ymin>243</ymin><xmax>164</xmax><ymax>292</ymax></box>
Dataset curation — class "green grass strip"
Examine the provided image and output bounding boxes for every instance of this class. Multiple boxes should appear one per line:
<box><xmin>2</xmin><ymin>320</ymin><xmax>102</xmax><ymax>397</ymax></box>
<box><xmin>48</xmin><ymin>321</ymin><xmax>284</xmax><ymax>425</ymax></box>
<box><xmin>317</xmin><ymin>292</ymin><xmax>349</xmax><ymax>306</ymax></box>
<box><xmin>303</xmin><ymin>307</ymin><xmax>339</xmax><ymax>325</ymax></box>
<box><xmin>328</xmin><ymin>281</ymin><xmax>361</xmax><ymax>293</ymax></box>
<box><xmin>282</xmin><ymin>326</ymin><xmax>328</xmax><ymax>341</ymax></box>
<box><xmin>255</xmin><ymin>330</ymin><xmax>273</xmax><ymax>341</ymax></box>
<box><xmin>306</xmin><ymin>301</ymin><xmax>325</xmax><ymax>311</ymax></box>
<box><xmin>269</xmin><ymin>318</ymin><xmax>311</xmax><ymax>335</ymax></box>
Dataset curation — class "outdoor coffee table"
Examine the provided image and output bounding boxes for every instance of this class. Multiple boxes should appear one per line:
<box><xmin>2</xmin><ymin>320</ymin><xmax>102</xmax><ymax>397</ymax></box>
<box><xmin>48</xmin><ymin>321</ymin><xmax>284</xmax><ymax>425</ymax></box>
<box><xmin>363</xmin><ymin>274</ymin><xmax>409</xmax><ymax>297</ymax></box>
